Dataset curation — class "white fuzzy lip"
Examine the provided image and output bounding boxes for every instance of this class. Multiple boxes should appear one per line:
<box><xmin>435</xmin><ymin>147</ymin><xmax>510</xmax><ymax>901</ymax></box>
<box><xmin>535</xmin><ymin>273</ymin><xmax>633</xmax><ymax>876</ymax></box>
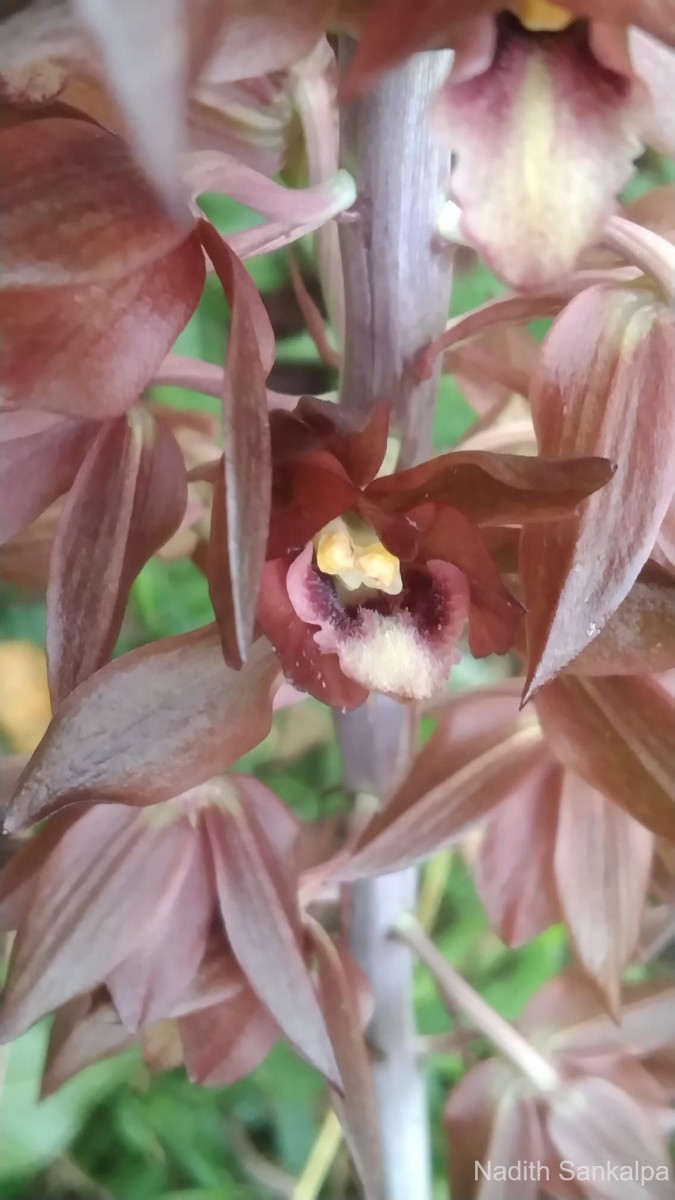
<box><xmin>336</xmin><ymin>610</ymin><xmax>456</xmax><ymax>701</ymax></box>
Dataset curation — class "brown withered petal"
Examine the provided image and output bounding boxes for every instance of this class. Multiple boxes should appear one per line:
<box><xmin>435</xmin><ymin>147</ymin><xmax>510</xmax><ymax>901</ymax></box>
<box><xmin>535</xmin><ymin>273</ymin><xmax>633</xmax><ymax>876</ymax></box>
<box><xmin>307</xmin><ymin>918</ymin><xmax>385</xmax><ymax>1200</ymax></box>
<box><xmin>4</xmin><ymin>628</ymin><xmax>281</xmax><ymax>831</ymax></box>
<box><xmin>339</xmin><ymin>722</ymin><xmax>547</xmax><ymax>880</ymax></box>
<box><xmin>199</xmin><ymin>220</ymin><xmax>274</xmax><ymax>666</ymax></box>
<box><xmin>178</xmin><ymin>982</ymin><xmax>279</xmax><ymax>1087</ymax></box>
<box><xmin>548</xmin><ymin>1077</ymin><xmax>675</xmax><ymax>1196</ymax></box>
<box><xmin>475</xmin><ymin>763</ymin><xmax>563</xmax><ymax>948</ymax></box>
<box><xmin>2</xmin><ymin>118</ymin><xmax>193</xmax><ymax>288</ymax></box>
<box><xmin>535</xmin><ymin>675</ymin><xmax>675</xmax><ymax>840</ymax></box>
<box><xmin>0</xmin><ymin>805</ymin><xmax>196</xmax><ymax>1040</ymax></box>
<box><xmin>46</xmin><ymin>410</ymin><xmax>188</xmax><ymax>705</ymax></box>
<box><xmin>41</xmin><ymin>992</ymin><xmax>135</xmax><ymax>1099</ymax></box>
<box><xmin>0</xmin><ymin>411</ymin><xmax>97</xmax><ymax>544</ymax></box>
<box><xmin>553</xmin><ymin>774</ymin><xmax>654</xmax><ymax>1015</ymax></box>
<box><xmin>107</xmin><ymin>830</ymin><xmax>212</xmax><ymax>1031</ymax></box>
<box><xmin>521</xmin><ymin>285</ymin><xmax>675</xmax><ymax>697</ymax></box>
<box><xmin>366</xmin><ymin>449</ymin><xmax>615</xmax><ymax>526</ymax></box>
<box><xmin>202</xmin><ymin>787</ymin><xmax>341</xmax><ymax>1087</ymax></box>
<box><xmin>2</xmin><ymin>234</ymin><xmax>205</xmax><ymax>418</ymax></box>
<box><xmin>566</xmin><ymin>571</ymin><xmax>675</xmax><ymax>676</ymax></box>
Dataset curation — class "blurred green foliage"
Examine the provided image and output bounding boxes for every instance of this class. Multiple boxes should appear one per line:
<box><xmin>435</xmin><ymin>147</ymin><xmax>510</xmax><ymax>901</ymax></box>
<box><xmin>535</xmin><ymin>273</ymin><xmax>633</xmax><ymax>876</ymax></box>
<box><xmin>0</xmin><ymin>197</ymin><xmax>567</xmax><ymax>1200</ymax></box>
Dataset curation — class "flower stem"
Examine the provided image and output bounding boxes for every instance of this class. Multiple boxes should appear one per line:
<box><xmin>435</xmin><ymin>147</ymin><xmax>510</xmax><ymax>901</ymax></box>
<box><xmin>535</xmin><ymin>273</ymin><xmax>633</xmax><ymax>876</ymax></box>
<box><xmin>395</xmin><ymin>913</ymin><xmax>561</xmax><ymax>1095</ymax></box>
<box><xmin>337</xmin><ymin>41</ymin><xmax>455</xmax><ymax>467</ymax></box>
<box><xmin>335</xmin><ymin>41</ymin><xmax>456</xmax><ymax>1200</ymax></box>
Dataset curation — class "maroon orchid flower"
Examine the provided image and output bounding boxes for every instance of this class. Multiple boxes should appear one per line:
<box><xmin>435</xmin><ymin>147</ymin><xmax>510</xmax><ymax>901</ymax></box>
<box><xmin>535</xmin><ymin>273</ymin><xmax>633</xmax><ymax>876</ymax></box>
<box><xmin>206</xmin><ymin>397</ymin><xmax>614</xmax><ymax>709</ymax></box>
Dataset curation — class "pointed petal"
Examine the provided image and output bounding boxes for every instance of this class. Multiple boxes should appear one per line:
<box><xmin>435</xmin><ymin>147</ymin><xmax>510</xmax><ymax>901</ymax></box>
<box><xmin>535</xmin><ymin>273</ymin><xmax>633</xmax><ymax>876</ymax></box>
<box><xmin>73</xmin><ymin>0</ymin><xmax>189</xmax><ymax>217</ymax></box>
<box><xmin>107</xmin><ymin>834</ymin><xmax>212</xmax><ymax>1030</ymax></box>
<box><xmin>1</xmin><ymin>117</ymin><xmax>192</xmax><ymax>288</ymax></box>
<box><xmin>307</xmin><ymin>918</ymin><xmax>385</xmax><ymax>1200</ymax></box>
<box><xmin>5</xmin><ymin>630</ymin><xmax>280</xmax><ymax>831</ymax></box>
<box><xmin>41</xmin><ymin>992</ymin><xmax>134</xmax><ymax>1097</ymax></box>
<box><xmin>554</xmin><ymin>775</ymin><xmax>653</xmax><ymax>1014</ymax></box>
<box><xmin>0</xmin><ymin>806</ymin><xmax>195</xmax><ymax>1040</ymax></box>
<box><xmin>178</xmin><ymin>985</ymin><xmax>279</xmax><ymax>1086</ymax></box>
<box><xmin>437</xmin><ymin>22</ymin><xmax>644</xmax><ymax>288</ymax></box>
<box><xmin>199</xmin><ymin>220</ymin><xmax>273</xmax><ymax>665</ymax></box>
<box><xmin>341</xmin><ymin>722</ymin><xmax>546</xmax><ymax>879</ymax></box>
<box><xmin>521</xmin><ymin>285</ymin><xmax>675</xmax><ymax>695</ymax></box>
<box><xmin>203</xmin><ymin>791</ymin><xmax>341</xmax><ymax>1087</ymax></box>
<box><xmin>535</xmin><ymin>675</ymin><xmax>675</xmax><ymax>840</ymax></box>
<box><xmin>0</xmin><ymin>412</ymin><xmax>96</xmax><ymax>543</ymax></box>
<box><xmin>475</xmin><ymin>763</ymin><xmax>563</xmax><ymax>947</ymax></box>
<box><xmin>46</xmin><ymin>411</ymin><xmax>188</xmax><ymax>705</ymax></box>
<box><xmin>367</xmin><ymin>449</ymin><xmax>614</xmax><ymax>526</ymax></box>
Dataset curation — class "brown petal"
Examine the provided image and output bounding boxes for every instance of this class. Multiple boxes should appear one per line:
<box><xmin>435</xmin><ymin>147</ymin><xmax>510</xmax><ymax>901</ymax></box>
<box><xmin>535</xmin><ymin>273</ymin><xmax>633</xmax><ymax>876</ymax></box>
<box><xmin>178</xmin><ymin>982</ymin><xmax>279</xmax><ymax>1087</ymax></box>
<box><xmin>554</xmin><ymin>774</ymin><xmax>654</xmax><ymax>1014</ymax></box>
<box><xmin>1</xmin><ymin>117</ymin><xmax>192</xmax><ymax>287</ymax></box>
<box><xmin>548</xmin><ymin>1077</ymin><xmax>675</xmax><ymax>1199</ymax></box>
<box><xmin>2</xmin><ymin>234</ymin><xmax>205</xmax><ymax>417</ymax></box>
<box><xmin>521</xmin><ymin>285</ymin><xmax>675</xmax><ymax>697</ymax></box>
<box><xmin>41</xmin><ymin>992</ymin><xmax>134</xmax><ymax>1098</ymax></box>
<box><xmin>0</xmin><ymin>808</ymin><xmax>81</xmax><ymax>931</ymax></box>
<box><xmin>366</xmin><ymin>449</ymin><xmax>614</xmax><ymax>526</ymax></box>
<box><xmin>0</xmin><ymin>806</ymin><xmax>195</xmax><ymax>1040</ymax></box>
<box><xmin>4</xmin><ymin>629</ymin><xmax>281</xmax><ymax>831</ymax></box>
<box><xmin>199</xmin><ymin>220</ymin><xmax>274</xmax><ymax>666</ymax></box>
<box><xmin>107</xmin><ymin>830</ymin><xmax>212</xmax><ymax>1030</ymax></box>
<box><xmin>307</xmin><ymin>918</ymin><xmax>385</xmax><ymax>1200</ymax></box>
<box><xmin>535</xmin><ymin>675</ymin><xmax>675</xmax><ymax>840</ymax></box>
<box><xmin>444</xmin><ymin>1059</ymin><xmax>514</xmax><ymax>1200</ymax></box>
<box><xmin>475</xmin><ymin>763</ymin><xmax>563</xmax><ymax>947</ymax></box>
<box><xmin>0</xmin><ymin>411</ymin><xmax>96</xmax><ymax>543</ymax></box>
<box><xmin>46</xmin><ymin>410</ymin><xmax>188</xmax><ymax>705</ymax></box>
<box><xmin>203</xmin><ymin>791</ymin><xmax>341</xmax><ymax>1087</ymax></box>
<box><xmin>341</xmin><ymin>722</ymin><xmax>547</xmax><ymax>880</ymax></box>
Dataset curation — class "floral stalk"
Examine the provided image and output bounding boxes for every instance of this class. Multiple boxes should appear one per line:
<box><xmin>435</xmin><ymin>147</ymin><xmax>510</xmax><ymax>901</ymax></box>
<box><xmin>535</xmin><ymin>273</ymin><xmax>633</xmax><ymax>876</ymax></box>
<box><xmin>336</xmin><ymin>40</ymin><xmax>456</xmax><ymax>1200</ymax></box>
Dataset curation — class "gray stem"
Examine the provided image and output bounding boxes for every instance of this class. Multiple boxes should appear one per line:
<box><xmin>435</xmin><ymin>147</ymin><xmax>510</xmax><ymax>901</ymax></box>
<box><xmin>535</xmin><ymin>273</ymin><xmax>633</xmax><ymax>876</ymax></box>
<box><xmin>338</xmin><ymin>43</ymin><xmax>454</xmax><ymax>467</ymax></box>
<box><xmin>335</xmin><ymin>42</ymin><xmax>456</xmax><ymax>1200</ymax></box>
